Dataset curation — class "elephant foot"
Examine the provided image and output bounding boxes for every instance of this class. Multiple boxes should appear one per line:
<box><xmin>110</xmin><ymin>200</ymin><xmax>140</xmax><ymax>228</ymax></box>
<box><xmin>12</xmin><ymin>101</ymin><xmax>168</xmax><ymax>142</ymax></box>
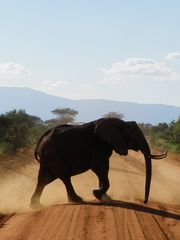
<box><xmin>68</xmin><ymin>195</ymin><xmax>83</xmax><ymax>203</ymax></box>
<box><xmin>93</xmin><ymin>190</ymin><xmax>111</xmax><ymax>201</ymax></box>
<box><xmin>30</xmin><ymin>202</ymin><xmax>43</xmax><ymax>209</ymax></box>
<box><xmin>30</xmin><ymin>198</ymin><xmax>43</xmax><ymax>209</ymax></box>
<box><xmin>101</xmin><ymin>193</ymin><xmax>112</xmax><ymax>201</ymax></box>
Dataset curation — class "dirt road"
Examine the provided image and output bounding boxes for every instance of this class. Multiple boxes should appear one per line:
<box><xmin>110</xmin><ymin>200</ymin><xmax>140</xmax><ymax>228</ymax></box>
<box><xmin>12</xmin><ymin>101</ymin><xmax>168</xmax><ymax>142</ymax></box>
<box><xmin>0</xmin><ymin>202</ymin><xmax>180</xmax><ymax>239</ymax></box>
<box><xmin>0</xmin><ymin>151</ymin><xmax>180</xmax><ymax>239</ymax></box>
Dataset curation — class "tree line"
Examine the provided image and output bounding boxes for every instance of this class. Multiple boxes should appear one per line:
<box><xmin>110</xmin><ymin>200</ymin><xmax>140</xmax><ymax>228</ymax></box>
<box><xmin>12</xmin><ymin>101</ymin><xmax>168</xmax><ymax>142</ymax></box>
<box><xmin>139</xmin><ymin>119</ymin><xmax>180</xmax><ymax>153</ymax></box>
<box><xmin>0</xmin><ymin>107</ymin><xmax>79</xmax><ymax>154</ymax></box>
<box><xmin>0</xmin><ymin>108</ymin><xmax>179</xmax><ymax>154</ymax></box>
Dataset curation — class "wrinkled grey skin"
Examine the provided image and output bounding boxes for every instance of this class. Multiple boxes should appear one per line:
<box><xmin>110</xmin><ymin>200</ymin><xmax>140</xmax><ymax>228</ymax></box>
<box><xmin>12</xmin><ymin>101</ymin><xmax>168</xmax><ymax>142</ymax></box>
<box><xmin>30</xmin><ymin>118</ymin><xmax>166</xmax><ymax>208</ymax></box>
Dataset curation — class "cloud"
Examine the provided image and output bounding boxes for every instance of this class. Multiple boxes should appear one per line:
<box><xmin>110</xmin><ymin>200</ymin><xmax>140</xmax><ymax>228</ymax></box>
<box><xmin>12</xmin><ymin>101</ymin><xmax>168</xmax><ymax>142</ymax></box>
<box><xmin>51</xmin><ymin>81</ymin><xmax>69</xmax><ymax>87</ymax></box>
<box><xmin>102</xmin><ymin>57</ymin><xmax>177</xmax><ymax>82</ymax></box>
<box><xmin>165</xmin><ymin>52</ymin><xmax>180</xmax><ymax>60</ymax></box>
<box><xmin>0</xmin><ymin>62</ymin><xmax>30</xmax><ymax>78</ymax></box>
<box><xmin>42</xmin><ymin>80</ymin><xmax>69</xmax><ymax>89</ymax></box>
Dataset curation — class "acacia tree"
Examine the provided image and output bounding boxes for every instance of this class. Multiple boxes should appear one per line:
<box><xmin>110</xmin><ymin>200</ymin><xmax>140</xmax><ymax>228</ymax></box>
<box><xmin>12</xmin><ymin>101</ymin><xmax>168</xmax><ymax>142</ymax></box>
<box><xmin>103</xmin><ymin>111</ymin><xmax>124</xmax><ymax>119</ymax></box>
<box><xmin>46</xmin><ymin>107</ymin><xmax>78</xmax><ymax>126</ymax></box>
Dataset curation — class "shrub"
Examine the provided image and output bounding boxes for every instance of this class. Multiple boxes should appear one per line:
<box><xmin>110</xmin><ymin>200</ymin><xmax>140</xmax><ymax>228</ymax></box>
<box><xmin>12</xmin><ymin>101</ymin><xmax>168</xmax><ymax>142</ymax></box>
<box><xmin>0</xmin><ymin>110</ymin><xmax>44</xmax><ymax>154</ymax></box>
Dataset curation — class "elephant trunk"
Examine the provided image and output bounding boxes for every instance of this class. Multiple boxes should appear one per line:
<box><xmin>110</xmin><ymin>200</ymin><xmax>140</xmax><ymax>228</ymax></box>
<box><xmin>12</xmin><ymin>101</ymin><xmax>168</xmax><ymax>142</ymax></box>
<box><xmin>144</xmin><ymin>155</ymin><xmax>152</xmax><ymax>204</ymax></box>
<box><xmin>143</xmin><ymin>150</ymin><xmax>167</xmax><ymax>203</ymax></box>
<box><xmin>140</xmin><ymin>141</ymin><xmax>152</xmax><ymax>204</ymax></box>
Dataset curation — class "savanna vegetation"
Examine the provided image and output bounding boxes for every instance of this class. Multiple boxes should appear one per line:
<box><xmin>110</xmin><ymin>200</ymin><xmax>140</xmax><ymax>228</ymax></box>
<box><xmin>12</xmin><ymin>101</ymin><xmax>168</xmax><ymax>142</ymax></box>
<box><xmin>0</xmin><ymin>110</ymin><xmax>44</xmax><ymax>154</ymax></box>
<box><xmin>139</xmin><ymin>118</ymin><xmax>180</xmax><ymax>153</ymax></box>
<box><xmin>0</xmin><ymin>109</ymin><xmax>179</xmax><ymax>155</ymax></box>
<box><xmin>0</xmin><ymin>108</ymin><xmax>77</xmax><ymax>154</ymax></box>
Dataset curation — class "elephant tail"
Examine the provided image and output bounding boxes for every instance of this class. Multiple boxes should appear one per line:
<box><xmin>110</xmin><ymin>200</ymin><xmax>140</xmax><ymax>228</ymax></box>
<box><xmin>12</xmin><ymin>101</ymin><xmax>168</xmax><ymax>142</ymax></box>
<box><xmin>34</xmin><ymin>145</ymin><xmax>41</xmax><ymax>162</ymax></box>
<box><xmin>34</xmin><ymin>128</ymin><xmax>54</xmax><ymax>162</ymax></box>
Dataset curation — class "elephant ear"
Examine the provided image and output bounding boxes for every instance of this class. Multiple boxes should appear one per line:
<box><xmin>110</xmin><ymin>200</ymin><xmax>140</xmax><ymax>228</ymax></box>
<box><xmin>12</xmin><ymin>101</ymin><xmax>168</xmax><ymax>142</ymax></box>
<box><xmin>94</xmin><ymin>118</ymin><xmax>128</xmax><ymax>155</ymax></box>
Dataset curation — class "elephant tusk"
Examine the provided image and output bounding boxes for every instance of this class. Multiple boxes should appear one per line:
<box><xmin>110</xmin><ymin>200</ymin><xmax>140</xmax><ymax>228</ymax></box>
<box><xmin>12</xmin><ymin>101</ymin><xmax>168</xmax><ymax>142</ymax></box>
<box><xmin>149</xmin><ymin>151</ymin><xmax>168</xmax><ymax>160</ymax></box>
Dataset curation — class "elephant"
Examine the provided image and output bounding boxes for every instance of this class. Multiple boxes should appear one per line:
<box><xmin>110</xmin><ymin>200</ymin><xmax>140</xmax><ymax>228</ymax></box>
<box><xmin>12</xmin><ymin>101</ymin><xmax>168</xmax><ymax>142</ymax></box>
<box><xmin>30</xmin><ymin>118</ymin><xmax>167</xmax><ymax>208</ymax></box>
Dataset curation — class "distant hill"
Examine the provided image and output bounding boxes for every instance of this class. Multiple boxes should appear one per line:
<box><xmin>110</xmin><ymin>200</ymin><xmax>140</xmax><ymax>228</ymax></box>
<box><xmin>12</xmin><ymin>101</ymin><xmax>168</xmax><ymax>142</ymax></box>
<box><xmin>0</xmin><ymin>87</ymin><xmax>180</xmax><ymax>124</ymax></box>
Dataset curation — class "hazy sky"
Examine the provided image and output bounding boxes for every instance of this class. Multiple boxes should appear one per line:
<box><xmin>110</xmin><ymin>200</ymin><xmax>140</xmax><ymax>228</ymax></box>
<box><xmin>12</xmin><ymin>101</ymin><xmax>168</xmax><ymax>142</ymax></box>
<box><xmin>0</xmin><ymin>1</ymin><xmax>180</xmax><ymax>106</ymax></box>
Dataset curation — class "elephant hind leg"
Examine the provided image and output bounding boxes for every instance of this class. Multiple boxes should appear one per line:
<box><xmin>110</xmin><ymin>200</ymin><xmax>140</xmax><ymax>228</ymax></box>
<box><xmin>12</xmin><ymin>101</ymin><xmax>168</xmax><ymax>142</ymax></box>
<box><xmin>61</xmin><ymin>177</ymin><xmax>83</xmax><ymax>203</ymax></box>
<box><xmin>30</xmin><ymin>162</ymin><xmax>55</xmax><ymax>209</ymax></box>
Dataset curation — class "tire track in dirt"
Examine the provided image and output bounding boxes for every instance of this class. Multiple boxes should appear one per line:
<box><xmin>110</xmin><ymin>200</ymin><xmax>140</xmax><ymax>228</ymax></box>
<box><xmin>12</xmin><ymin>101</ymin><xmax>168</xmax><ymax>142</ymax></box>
<box><xmin>73</xmin><ymin>205</ymin><xmax>108</xmax><ymax>240</ymax></box>
<box><xmin>135</xmin><ymin>211</ymin><xmax>171</xmax><ymax>240</ymax></box>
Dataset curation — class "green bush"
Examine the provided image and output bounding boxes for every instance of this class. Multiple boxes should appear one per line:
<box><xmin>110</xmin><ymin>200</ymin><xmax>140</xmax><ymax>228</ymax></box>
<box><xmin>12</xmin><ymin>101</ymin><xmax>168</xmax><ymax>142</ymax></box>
<box><xmin>0</xmin><ymin>110</ymin><xmax>44</xmax><ymax>154</ymax></box>
<box><xmin>139</xmin><ymin>117</ymin><xmax>180</xmax><ymax>153</ymax></box>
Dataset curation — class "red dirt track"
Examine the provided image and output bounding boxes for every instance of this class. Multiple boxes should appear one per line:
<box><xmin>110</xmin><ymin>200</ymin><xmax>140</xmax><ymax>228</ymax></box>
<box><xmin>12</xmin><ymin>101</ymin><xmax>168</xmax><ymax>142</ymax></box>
<box><xmin>0</xmin><ymin>151</ymin><xmax>180</xmax><ymax>239</ymax></box>
<box><xmin>0</xmin><ymin>202</ymin><xmax>180</xmax><ymax>240</ymax></box>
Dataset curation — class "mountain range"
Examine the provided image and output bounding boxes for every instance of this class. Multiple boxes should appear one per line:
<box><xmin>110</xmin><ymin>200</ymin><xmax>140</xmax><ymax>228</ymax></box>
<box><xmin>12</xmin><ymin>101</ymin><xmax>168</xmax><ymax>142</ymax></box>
<box><xmin>0</xmin><ymin>87</ymin><xmax>179</xmax><ymax>124</ymax></box>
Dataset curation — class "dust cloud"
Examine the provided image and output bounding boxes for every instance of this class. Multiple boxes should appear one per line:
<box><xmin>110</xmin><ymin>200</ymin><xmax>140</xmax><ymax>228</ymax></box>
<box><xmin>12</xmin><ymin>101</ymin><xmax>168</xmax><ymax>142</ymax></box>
<box><xmin>0</xmin><ymin>157</ymin><xmax>98</xmax><ymax>214</ymax></box>
<box><xmin>0</xmin><ymin>157</ymin><xmax>68</xmax><ymax>215</ymax></box>
<box><xmin>1</xmin><ymin>151</ymin><xmax>180</xmax><ymax>215</ymax></box>
<box><xmin>0</xmin><ymin>162</ymin><xmax>36</xmax><ymax>214</ymax></box>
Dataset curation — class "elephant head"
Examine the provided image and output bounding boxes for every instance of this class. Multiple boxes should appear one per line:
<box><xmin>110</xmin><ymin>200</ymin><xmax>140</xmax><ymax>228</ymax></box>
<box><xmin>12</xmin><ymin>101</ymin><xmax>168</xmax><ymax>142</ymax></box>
<box><xmin>95</xmin><ymin>118</ymin><xmax>167</xmax><ymax>203</ymax></box>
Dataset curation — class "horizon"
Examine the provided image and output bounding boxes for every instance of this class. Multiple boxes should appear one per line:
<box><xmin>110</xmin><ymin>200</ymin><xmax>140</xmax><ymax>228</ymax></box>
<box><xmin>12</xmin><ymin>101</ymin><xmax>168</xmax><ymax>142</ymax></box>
<box><xmin>0</xmin><ymin>1</ymin><xmax>180</xmax><ymax>107</ymax></box>
<box><xmin>1</xmin><ymin>86</ymin><xmax>180</xmax><ymax>108</ymax></box>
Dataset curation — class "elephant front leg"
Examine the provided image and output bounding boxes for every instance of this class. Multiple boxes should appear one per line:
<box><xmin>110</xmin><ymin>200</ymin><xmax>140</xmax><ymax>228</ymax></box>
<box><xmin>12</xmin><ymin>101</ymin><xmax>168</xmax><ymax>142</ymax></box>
<box><xmin>93</xmin><ymin>175</ymin><xmax>111</xmax><ymax>201</ymax></box>
<box><xmin>62</xmin><ymin>177</ymin><xmax>83</xmax><ymax>203</ymax></box>
<box><xmin>92</xmin><ymin>158</ymin><xmax>111</xmax><ymax>201</ymax></box>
